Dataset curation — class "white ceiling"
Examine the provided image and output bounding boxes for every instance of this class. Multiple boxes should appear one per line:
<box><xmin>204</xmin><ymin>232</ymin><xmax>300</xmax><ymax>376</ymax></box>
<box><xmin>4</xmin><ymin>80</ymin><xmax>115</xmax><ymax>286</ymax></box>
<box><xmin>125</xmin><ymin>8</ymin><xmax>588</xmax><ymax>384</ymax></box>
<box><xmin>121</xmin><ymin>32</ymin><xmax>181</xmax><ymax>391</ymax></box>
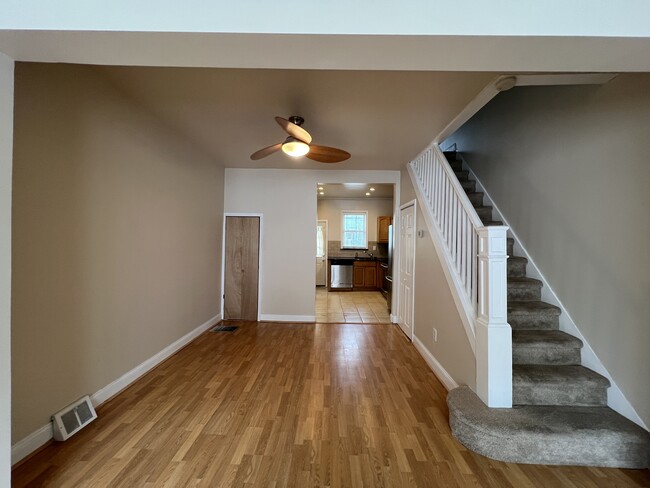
<box><xmin>97</xmin><ymin>66</ymin><xmax>494</xmax><ymax>170</ymax></box>
<box><xmin>317</xmin><ymin>183</ymin><xmax>393</xmax><ymax>199</ymax></box>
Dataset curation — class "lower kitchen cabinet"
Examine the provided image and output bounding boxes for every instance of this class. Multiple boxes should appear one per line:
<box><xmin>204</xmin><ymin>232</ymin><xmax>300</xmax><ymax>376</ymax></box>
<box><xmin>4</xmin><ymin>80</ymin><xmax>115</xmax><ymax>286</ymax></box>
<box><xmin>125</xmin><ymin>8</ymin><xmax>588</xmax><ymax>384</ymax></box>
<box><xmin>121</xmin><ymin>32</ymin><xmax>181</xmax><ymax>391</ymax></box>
<box><xmin>353</xmin><ymin>261</ymin><xmax>377</xmax><ymax>290</ymax></box>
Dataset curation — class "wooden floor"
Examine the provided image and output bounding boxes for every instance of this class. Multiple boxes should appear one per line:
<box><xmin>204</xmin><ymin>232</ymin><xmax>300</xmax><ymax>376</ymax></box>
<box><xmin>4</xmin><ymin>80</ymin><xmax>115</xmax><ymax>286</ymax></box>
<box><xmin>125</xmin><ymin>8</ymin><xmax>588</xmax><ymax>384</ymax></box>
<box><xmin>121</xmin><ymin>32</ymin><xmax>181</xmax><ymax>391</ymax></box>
<box><xmin>13</xmin><ymin>321</ymin><xmax>650</xmax><ymax>487</ymax></box>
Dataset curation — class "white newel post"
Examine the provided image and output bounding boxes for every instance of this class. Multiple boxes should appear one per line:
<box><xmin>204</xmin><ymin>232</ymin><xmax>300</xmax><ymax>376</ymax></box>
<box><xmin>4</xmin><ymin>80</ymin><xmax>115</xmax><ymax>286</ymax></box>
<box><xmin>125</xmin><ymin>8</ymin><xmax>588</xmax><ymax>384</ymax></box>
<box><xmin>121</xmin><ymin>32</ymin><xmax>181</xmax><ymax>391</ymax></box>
<box><xmin>476</xmin><ymin>226</ymin><xmax>512</xmax><ymax>408</ymax></box>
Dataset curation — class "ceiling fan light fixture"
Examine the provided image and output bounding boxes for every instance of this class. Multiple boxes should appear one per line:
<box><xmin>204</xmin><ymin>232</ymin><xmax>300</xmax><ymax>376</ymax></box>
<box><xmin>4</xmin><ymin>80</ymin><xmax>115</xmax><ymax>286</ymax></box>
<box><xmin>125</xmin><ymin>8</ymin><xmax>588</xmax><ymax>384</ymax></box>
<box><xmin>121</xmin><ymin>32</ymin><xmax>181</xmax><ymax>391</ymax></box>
<box><xmin>282</xmin><ymin>140</ymin><xmax>310</xmax><ymax>157</ymax></box>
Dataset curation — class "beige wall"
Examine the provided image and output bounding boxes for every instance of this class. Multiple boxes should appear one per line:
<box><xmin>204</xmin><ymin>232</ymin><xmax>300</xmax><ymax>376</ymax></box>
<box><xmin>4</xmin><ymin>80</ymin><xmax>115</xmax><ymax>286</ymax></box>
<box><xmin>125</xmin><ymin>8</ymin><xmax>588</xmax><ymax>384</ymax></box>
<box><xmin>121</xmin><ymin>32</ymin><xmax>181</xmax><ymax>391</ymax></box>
<box><xmin>0</xmin><ymin>53</ymin><xmax>14</xmax><ymax>483</ymax></box>
<box><xmin>401</xmin><ymin>168</ymin><xmax>477</xmax><ymax>389</ymax></box>
<box><xmin>224</xmin><ymin>169</ymin><xmax>399</xmax><ymax>319</ymax></box>
<box><xmin>317</xmin><ymin>198</ymin><xmax>393</xmax><ymax>243</ymax></box>
<box><xmin>11</xmin><ymin>63</ymin><xmax>224</xmax><ymax>442</ymax></box>
<box><xmin>446</xmin><ymin>74</ymin><xmax>650</xmax><ymax>426</ymax></box>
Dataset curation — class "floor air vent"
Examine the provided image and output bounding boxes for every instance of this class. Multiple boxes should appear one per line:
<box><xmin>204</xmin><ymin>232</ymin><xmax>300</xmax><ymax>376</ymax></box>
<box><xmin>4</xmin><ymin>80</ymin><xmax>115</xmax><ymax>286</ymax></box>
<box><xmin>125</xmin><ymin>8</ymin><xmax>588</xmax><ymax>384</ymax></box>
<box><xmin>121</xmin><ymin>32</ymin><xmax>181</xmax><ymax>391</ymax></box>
<box><xmin>52</xmin><ymin>395</ymin><xmax>97</xmax><ymax>441</ymax></box>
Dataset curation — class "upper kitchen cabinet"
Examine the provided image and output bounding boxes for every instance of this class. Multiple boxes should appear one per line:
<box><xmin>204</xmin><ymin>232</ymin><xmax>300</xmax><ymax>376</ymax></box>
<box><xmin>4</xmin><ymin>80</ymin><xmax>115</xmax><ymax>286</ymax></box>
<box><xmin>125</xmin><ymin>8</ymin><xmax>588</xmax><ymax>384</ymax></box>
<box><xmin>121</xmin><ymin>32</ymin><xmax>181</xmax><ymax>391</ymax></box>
<box><xmin>377</xmin><ymin>216</ymin><xmax>392</xmax><ymax>243</ymax></box>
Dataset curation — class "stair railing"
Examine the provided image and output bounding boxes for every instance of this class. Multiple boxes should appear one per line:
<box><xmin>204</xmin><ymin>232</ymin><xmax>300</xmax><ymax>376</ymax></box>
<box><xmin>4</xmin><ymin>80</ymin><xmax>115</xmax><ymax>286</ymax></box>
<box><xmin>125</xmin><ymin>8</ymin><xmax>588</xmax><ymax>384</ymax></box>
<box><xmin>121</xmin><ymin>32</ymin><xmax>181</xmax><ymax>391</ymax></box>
<box><xmin>408</xmin><ymin>143</ymin><xmax>512</xmax><ymax>408</ymax></box>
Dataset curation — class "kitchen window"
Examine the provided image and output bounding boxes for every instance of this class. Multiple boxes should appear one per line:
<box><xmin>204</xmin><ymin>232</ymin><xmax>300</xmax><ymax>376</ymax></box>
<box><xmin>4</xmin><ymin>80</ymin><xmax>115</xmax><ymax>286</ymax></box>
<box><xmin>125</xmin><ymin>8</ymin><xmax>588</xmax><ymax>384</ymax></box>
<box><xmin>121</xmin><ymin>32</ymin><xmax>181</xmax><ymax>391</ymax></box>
<box><xmin>341</xmin><ymin>211</ymin><xmax>368</xmax><ymax>249</ymax></box>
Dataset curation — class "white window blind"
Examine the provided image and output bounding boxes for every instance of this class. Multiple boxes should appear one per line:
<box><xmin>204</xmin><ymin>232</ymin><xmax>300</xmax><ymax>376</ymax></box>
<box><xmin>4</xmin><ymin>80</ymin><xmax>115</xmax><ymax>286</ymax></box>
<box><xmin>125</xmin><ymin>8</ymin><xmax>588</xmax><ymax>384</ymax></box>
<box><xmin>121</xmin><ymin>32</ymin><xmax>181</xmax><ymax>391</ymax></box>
<box><xmin>341</xmin><ymin>211</ymin><xmax>368</xmax><ymax>249</ymax></box>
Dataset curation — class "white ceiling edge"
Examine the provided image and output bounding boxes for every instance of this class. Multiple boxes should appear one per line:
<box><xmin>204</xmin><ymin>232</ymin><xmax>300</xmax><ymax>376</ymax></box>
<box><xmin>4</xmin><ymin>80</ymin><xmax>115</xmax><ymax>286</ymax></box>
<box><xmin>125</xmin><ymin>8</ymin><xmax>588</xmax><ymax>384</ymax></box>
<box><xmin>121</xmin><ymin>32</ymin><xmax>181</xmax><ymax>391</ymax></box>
<box><xmin>2</xmin><ymin>0</ymin><xmax>650</xmax><ymax>37</ymax></box>
<box><xmin>2</xmin><ymin>32</ymin><xmax>650</xmax><ymax>72</ymax></box>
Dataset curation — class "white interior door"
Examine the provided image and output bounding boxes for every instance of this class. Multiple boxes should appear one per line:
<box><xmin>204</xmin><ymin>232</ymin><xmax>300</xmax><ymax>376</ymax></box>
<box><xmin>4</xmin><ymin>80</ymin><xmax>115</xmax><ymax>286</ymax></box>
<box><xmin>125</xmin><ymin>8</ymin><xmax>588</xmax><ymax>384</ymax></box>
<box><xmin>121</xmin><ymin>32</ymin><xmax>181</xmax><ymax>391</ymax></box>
<box><xmin>398</xmin><ymin>203</ymin><xmax>416</xmax><ymax>339</ymax></box>
<box><xmin>316</xmin><ymin>220</ymin><xmax>328</xmax><ymax>286</ymax></box>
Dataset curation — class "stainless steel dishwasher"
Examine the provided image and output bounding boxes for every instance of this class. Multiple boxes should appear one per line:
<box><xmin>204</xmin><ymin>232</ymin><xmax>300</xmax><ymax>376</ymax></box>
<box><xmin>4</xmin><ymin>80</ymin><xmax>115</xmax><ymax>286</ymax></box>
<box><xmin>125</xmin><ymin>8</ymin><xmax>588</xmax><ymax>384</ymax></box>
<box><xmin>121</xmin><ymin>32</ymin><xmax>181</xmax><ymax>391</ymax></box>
<box><xmin>330</xmin><ymin>259</ymin><xmax>353</xmax><ymax>289</ymax></box>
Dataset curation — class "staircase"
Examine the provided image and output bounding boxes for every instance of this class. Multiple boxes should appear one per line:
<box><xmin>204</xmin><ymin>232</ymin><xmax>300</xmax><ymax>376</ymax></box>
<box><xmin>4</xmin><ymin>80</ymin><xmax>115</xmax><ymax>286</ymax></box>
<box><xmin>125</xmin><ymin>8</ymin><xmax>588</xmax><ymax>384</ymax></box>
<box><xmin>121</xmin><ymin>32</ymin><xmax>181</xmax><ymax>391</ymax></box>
<box><xmin>444</xmin><ymin>151</ymin><xmax>650</xmax><ymax>468</ymax></box>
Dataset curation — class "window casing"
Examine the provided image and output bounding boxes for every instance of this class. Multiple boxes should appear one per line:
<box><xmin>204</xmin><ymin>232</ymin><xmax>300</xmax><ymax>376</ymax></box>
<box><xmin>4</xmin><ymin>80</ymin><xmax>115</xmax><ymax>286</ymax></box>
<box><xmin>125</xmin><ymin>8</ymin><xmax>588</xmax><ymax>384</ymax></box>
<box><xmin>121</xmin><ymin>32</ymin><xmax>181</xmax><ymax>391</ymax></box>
<box><xmin>341</xmin><ymin>211</ymin><xmax>368</xmax><ymax>249</ymax></box>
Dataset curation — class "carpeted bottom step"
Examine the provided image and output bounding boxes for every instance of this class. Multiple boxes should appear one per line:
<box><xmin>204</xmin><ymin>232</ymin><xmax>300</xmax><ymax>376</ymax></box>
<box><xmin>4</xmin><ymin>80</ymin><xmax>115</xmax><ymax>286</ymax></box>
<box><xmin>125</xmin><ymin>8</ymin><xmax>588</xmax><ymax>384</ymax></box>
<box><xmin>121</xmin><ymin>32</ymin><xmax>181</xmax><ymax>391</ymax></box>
<box><xmin>448</xmin><ymin>386</ymin><xmax>650</xmax><ymax>468</ymax></box>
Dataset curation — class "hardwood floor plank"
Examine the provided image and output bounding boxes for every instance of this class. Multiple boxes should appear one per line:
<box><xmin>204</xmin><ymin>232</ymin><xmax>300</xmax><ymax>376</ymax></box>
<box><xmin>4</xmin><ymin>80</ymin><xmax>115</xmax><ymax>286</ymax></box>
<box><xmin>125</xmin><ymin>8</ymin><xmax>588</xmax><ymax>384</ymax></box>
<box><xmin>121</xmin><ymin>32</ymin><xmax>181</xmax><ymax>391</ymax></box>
<box><xmin>12</xmin><ymin>321</ymin><xmax>650</xmax><ymax>487</ymax></box>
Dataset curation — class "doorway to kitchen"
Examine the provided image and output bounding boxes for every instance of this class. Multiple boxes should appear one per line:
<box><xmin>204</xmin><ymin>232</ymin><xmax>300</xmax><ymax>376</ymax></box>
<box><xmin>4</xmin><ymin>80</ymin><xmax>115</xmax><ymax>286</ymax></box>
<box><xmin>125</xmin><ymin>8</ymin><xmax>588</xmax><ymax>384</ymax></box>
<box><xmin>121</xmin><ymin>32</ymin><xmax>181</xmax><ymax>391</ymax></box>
<box><xmin>315</xmin><ymin>183</ymin><xmax>393</xmax><ymax>323</ymax></box>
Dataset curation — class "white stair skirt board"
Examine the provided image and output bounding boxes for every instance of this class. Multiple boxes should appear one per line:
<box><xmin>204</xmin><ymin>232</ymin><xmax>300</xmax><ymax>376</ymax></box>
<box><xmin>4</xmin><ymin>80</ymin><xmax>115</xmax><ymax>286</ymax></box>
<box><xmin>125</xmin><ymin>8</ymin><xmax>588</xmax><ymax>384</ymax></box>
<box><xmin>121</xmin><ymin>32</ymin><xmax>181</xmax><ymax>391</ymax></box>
<box><xmin>259</xmin><ymin>314</ymin><xmax>316</xmax><ymax>322</ymax></box>
<box><xmin>11</xmin><ymin>312</ymin><xmax>222</xmax><ymax>465</ymax></box>
<box><xmin>461</xmin><ymin>156</ymin><xmax>647</xmax><ymax>430</ymax></box>
<box><xmin>413</xmin><ymin>336</ymin><xmax>459</xmax><ymax>391</ymax></box>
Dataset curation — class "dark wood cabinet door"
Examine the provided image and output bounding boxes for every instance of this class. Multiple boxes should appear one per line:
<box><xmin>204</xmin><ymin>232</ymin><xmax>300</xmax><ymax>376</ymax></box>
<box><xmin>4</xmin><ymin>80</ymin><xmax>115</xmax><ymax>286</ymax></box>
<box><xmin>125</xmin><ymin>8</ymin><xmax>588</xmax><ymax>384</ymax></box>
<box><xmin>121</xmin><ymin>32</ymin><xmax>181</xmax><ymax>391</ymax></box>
<box><xmin>377</xmin><ymin>216</ymin><xmax>392</xmax><ymax>243</ymax></box>
<box><xmin>353</xmin><ymin>266</ymin><xmax>365</xmax><ymax>287</ymax></box>
<box><xmin>364</xmin><ymin>267</ymin><xmax>377</xmax><ymax>288</ymax></box>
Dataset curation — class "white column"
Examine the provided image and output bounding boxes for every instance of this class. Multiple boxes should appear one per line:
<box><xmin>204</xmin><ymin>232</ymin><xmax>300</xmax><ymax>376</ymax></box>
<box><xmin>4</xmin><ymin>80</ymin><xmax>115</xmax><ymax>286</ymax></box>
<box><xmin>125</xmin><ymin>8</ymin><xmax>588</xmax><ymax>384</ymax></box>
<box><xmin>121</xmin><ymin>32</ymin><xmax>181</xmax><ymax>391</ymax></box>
<box><xmin>0</xmin><ymin>52</ymin><xmax>14</xmax><ymax>484</ymax></box>
<box><xmin>475</xmin><ymin>226</ymin><xmax>512</xmax><ymax>408</ymax></box>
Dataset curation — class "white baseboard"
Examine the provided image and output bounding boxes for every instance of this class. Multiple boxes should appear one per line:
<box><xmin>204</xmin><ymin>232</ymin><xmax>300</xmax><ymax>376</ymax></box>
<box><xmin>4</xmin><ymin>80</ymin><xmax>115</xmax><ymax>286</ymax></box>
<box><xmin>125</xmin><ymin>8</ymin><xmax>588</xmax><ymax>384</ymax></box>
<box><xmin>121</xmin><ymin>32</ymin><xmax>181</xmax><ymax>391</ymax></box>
<box><xmin>11</xmin><ymin>312</ymin><xmax>222</xmax><ymax>466</ymax></box>
<box><xmin>463</xmin><ymin>157</ymin><xmax>648</xmax><ymax>431</ymax></box>
<box><xmin>413</xmin><ymin>335</ymin><xmax>459</xmax><ymax>391</ymax></box>
<box><xmin>11</xmin><ymin>423</ymin><xmax>52</xmax><ymax>466</ymax></box>
<box><xmin>259</xmin><ymin>314</ymin><xmax>315</xmax><ymax>322</ymax></box>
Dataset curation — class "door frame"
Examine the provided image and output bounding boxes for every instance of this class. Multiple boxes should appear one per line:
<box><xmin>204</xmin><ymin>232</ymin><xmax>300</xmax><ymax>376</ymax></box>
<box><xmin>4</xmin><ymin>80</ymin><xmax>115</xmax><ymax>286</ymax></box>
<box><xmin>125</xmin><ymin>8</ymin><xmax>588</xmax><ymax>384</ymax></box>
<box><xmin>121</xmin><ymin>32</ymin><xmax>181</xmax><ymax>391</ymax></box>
<box><xmin>316</xmin><ymin>219</ymin><xmax>328</xmax><ymax>287</ymax></box>
<box><xmin>396</xmin><ymin>199</ymin><xmax>416</xmax><ymax>341</ymax></box>
<box><xmin>221</xmin><ymin>213</ymin><xmax>264</xmax><ymax>321</ymax></box>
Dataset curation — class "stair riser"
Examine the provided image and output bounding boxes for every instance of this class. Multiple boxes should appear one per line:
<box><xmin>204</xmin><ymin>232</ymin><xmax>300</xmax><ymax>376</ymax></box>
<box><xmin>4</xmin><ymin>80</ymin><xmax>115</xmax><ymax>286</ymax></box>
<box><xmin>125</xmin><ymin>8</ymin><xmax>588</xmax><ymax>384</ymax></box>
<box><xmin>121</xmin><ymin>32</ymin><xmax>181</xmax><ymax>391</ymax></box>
<box><xmin>454</xmin><ymin>170</ymin><xmax>469</xmax><ymax>181</ymax></box>
<box><xmin>508</xmin><ymin>260</ymin><xmax>527</xmax><ymax>277</ymax></box>
<box><xmin>508</xmin><ymin>313</ymin><xmax>559</xmax><ymax>330</ymax></box>
<box><xmin>507</xmin><ymin>238</ymin><xmax>514</xmax><ymax>256</ymax></box>
<box><xmin>461</xmin><ymin>180</ymin><xmax>476</xmax><ymax>193</ymax></box>
<box><xmin>475</xmin><ymin>207</ymin><xmax>492</xmax><ymax>221</ymax></box>
<box><xmin>513</xmin><ymin>385</ymin><xmax>607</xmax><ymax>407</ymax></box>
<box><xmin>449</xmin><ymin>160</ymin><xmax>463</xmax><ymax>171</ymax></box>
<box><xmin>467</xmin><ymin>193</ymin><xmax>484</xmax><ymax>207</ymax></box>
<box><xmin>513</xmin><ymin>346</ymin><xmax>581</xmax><ymax>365</ymax></box>
<box><xmin>508</xmin><ymin>282</ymin><xmax>542</xmax><ymax>301</ymax></box>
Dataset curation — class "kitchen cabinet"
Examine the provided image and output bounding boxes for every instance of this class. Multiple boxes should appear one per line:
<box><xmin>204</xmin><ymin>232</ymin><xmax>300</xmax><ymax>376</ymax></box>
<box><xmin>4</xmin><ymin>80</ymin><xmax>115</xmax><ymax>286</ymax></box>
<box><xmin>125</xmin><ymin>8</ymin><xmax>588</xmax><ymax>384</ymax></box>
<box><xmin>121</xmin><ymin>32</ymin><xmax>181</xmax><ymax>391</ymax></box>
<box><xmin>353</xmin><ymin>261</ymin><xmax>377</xmax><ymax>290</ymax></box>
<box><xmin>377</xmin><ymin>216</ymin><xmax>392</xmax><ymax>243</ymax></box>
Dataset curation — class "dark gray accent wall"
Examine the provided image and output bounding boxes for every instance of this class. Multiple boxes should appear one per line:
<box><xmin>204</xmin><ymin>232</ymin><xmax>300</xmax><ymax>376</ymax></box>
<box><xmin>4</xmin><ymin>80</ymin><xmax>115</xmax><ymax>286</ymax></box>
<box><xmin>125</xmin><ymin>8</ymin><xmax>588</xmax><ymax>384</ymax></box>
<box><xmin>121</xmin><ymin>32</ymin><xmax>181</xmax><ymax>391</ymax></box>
<box><xmin>445</xmin><ymin>74</ymin><xmax>650</xmax><ymax>427</ymax></box>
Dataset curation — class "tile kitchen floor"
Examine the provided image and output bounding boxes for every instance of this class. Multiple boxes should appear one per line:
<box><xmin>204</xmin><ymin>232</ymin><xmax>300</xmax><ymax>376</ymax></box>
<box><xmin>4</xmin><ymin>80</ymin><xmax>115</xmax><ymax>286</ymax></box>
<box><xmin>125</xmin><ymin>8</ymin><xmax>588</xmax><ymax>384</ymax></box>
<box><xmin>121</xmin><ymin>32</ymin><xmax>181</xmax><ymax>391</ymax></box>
<box><xmin>315</xmin><ymin>288</ymin><xmax>391</xmax><ymax>323</ymax></box>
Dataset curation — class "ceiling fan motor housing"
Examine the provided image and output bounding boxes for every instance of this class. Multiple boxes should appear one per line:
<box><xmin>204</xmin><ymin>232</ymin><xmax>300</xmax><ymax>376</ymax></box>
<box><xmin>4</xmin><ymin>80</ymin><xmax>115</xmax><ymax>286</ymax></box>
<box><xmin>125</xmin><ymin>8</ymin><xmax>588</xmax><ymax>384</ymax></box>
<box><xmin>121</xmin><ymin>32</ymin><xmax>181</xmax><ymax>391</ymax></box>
<box><xmin>288</xmin><ymin>116</ymin><xmax>305</xmax><ymax>126</ymax></box>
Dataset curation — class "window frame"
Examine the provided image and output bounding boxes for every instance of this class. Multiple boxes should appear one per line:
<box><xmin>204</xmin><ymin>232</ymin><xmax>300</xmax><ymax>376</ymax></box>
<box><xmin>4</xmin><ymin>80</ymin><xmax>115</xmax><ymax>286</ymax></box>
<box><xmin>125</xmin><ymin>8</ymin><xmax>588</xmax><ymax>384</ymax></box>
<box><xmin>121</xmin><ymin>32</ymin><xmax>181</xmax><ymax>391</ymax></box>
<box><xmin>340</xmin><ymin>210</ymin><xmax>369</xmax><ymax>250</ymax></box>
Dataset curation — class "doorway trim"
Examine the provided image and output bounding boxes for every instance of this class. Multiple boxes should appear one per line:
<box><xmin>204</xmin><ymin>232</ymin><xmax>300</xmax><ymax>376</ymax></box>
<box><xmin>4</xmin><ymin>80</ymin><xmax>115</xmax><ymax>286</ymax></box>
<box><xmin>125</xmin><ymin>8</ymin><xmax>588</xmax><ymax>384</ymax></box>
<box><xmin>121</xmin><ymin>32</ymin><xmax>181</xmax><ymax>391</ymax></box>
<box><xmin>221</xmin><ymin>212</ymin><xmax>263</xmax><ymax>321</ymax></box>
<box><xmin>396</xmin><ymin>199</ymin><xmax>416</xmax><ymax>341</ymax></box>
<box><xmin>316</xmin><ymin>219</ymin><xmax>328</xmax><ymax>287</ymax></box>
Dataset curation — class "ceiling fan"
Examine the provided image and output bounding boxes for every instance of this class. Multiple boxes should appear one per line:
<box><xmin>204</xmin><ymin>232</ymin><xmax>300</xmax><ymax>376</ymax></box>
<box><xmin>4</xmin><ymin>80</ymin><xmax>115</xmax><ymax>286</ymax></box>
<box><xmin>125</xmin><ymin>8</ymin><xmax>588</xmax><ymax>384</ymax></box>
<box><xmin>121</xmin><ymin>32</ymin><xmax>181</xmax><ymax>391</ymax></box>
<box><xmin>250</xmin><ymin>116</ymin><xmax>351</xmax><ymax>163</ymax></box>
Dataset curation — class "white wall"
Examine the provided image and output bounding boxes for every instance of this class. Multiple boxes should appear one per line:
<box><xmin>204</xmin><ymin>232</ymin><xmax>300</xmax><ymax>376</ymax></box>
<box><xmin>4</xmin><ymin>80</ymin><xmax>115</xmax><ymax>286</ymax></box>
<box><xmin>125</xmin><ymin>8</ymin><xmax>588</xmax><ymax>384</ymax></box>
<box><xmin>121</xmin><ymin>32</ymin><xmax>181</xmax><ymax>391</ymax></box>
<box><xmin>446</xmin><ymin>74</ymin><xmax>650</xmax><ymax>426</ymax></box>
<box><xmin>317</xmin><ymin>198</ymin><xmax>393</xmax><ymax>243</ymax></box>
<box><xmin>0</xmin><ymin>52</ymin><xmax>14</xmax><ymax>487</ymax></box>
<box><xmin>400</xmin><ymin>168</ymin><xmax>476</xmax><ymax>389</ymax></box>
<box><xmin>224</xmin><ymin>169</ymin><xmax>399</xmax><ymax>320</ymax></box>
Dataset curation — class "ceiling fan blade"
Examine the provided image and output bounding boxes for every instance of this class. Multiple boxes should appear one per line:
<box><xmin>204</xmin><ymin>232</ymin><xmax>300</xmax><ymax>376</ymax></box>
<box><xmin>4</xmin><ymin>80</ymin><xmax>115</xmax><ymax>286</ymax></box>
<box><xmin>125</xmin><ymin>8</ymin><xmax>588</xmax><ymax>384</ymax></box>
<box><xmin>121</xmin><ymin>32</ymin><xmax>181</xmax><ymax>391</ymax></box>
<box><xmin>250</xmin><ymin>143</ymin><xmax>282</xmax><ymax>160</ymax></box>
<box><xmin>305</xmin><ymin>145</ymin><xmax>351</xmax><ymax>163</ymax></box>
<box><xmin>275</xmin><ymin>116</ymin><xmax>312</xmax><ymax>144</ymax></box>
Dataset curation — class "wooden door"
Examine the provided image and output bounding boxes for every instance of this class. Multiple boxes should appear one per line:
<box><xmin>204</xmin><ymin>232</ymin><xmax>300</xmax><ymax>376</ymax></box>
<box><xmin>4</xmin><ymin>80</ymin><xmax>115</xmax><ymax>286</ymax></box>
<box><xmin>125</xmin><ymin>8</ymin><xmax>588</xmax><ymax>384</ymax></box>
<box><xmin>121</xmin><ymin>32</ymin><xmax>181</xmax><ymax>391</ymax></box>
<box><xmin>224</xmin><ymin>216</ymin><xmax>260</xmax><ymax>320</ymax></box>
<box><xmin>398</xmin><ymin>204</ymin><xmax>415</xmax><ymax>339</ymax></box>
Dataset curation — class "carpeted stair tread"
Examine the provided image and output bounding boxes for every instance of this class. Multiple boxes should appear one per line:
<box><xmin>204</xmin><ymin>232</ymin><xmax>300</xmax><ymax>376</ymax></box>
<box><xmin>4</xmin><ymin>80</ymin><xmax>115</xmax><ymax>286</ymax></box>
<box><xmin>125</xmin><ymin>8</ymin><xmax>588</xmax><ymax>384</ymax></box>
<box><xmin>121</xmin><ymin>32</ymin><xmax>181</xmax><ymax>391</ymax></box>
<box><xmin>513</xmin><ymin>330</ymin><xmax>582</xmax><ymax>348</ymax></box>
<box><xmin>466</xmin><ymin>191</ymin><xmax>484</xmax><ymax>207</ymax></box>
<box><xmin>508</xmin><ymin>300</ymin><xmax>560</xmax><ymax>314</ymax></box>
<box><xmin>448</xmin><ymin>386</ymin><xmax>650</xmax><ymax>468</ymax></box>
<box><xmin>513</xmin><ymin>364</ymin><xmax>609</xmax><ymax>406</ymax></box>
<box><xmin>474</xmin><ymin>206</ymin><xmax>493</xmax><ymax>221</ymax></box>
<box><xmin>454</xmin><ymin>170</ymin><xmax>470</xmax><ymax>181</ymax></box>
<box><xmin>512</xmin><ymin>330</ymin><xmax>582</xmax><ymax>365</ymax></box>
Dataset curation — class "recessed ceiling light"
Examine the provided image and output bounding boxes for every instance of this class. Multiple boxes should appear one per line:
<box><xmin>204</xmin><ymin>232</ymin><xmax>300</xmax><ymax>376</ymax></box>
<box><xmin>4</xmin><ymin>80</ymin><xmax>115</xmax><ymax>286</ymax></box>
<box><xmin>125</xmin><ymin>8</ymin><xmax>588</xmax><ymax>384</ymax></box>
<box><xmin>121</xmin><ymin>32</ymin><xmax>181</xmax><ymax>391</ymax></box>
<box><xmin>319</xmin><ymin>191</ymin><xmax>324</xmax><ymax>195</ymax></box>
<box><xmin>318</xmin><ymin>186</ymin><xmax>324</xmax><ymax>191</ymax></box>
<box><xmin>370</xmin><ymin>187</ymin><xmax>375</xmax><ymax>191</ymax></box>
<box><xmin>365</xmin><ymin>192</ymin><xmax>371</xmax><ymax>196</ymax></box>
